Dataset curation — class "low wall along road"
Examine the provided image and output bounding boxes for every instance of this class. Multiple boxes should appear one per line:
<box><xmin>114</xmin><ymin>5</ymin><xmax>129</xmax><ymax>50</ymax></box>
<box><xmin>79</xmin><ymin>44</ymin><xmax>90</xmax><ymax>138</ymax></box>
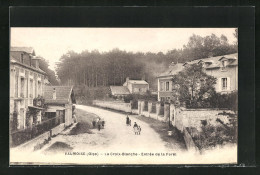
<box><xmin>92</xmin><ymin>99</ymin><xmax>236</xmax><ymax>152</ymax></box>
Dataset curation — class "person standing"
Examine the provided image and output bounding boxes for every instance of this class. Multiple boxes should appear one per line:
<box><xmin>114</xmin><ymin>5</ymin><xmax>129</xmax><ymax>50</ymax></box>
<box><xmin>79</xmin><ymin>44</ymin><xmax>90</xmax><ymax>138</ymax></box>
<box><xmin>97</xmin><ymin>120</ymin><xmax>101</xmax><ymax>131</ymax></box>
<box><xmin>138</xmin><ymin>126</ymin><xmax>142</xmax><ymax>135</ymax></box>
<box><xmin>133</xmin><ymin>122</ymin><xmax>138</xmax><ymax>135</ymax></box>
<box><xmin>72</xmin><ymin>114</ymin><xmax>77</xmax><ymax>123</ymax></box>
<box><xmin>92</xmin><ymin>119</ymin><xmax>96</xmax><ymax>128</ymax></box>
<box><xmin>126</xmin><ymin>115</ymin><xmax>130</xmax><ymax>126</ymax></box>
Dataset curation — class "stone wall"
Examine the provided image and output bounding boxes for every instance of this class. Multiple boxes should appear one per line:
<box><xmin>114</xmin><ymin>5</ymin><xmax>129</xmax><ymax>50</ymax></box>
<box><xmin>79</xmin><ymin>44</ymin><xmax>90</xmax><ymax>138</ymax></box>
<box><xmin>92</xmin><ymin>99</ymin><xmax>234</xmax><ymax>152</ymax></box>
<box><xmin>93</xmin><ymin>100</ymin><xmax>132</xmax><ymax>113</ymax></box>
<box><xmin>14</xmin><ymin>123</ymin><xmax>66</xmax><ymax>152</ymax></box>
<box><xmin>94</xmin><ymin>99</ymin><xmax>233</xmax><ymax>133</ymax></box>
<box><xmin>183</xmin><ymin>127</ymin><xmax>199</xmax><ymax>153</ymax></box>
<box><xmin>179</xmin><ymin>108</ymin><xmax>233</xmax><ymax>130</ymax></box>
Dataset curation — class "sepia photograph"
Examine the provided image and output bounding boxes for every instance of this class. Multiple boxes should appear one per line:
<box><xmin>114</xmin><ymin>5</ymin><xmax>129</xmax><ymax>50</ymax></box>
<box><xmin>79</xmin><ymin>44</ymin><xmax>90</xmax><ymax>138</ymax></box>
<box><xmin>9</xmin><ymin>27</ymin><xmax>238</xmax><ymax>165</ymax></box>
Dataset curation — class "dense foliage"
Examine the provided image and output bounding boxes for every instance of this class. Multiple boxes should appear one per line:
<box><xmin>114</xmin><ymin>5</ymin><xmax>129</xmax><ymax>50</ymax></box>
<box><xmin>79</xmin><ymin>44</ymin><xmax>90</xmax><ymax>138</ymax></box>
<box><xmin>123</xmin><ymin>93</ymin><xmax>158</xmax><ymax>103</ymax></box>
<box><xmin>172</xmin><ymin>63</ymin><xmax>237</xmax><ymax>111</ymax></box>
<box><xmin>172</xmin><ymin>63</ymin><xmax>217</xmax><ymax>107</ymax></box>
<box><xmin>189</xmin><ymin>115</ymin><xmax>237</xmax><ymax>151</ymax></box>
<box><xmin>39</xmin><ymin>58</ymin><xmax>59</xmax><ymax>85</ymax></box>
<box><xmin>55</xmin><ymin>32</ymin><xmax>237</xmax><ymax>90</ymax></box>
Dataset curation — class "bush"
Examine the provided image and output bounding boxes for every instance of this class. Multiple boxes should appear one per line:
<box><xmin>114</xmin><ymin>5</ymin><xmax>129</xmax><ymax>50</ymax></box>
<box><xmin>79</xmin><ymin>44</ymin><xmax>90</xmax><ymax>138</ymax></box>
<box><xmin>186</xmin><ymin>91</ymin><xmax>238</xmax><ymax>112</ymax></box>
<box><xmin>123</xmin><ymin>94</ymin><xmax>134</xmax><ymax>103</ymax></box>
<box><xmin>191</xmin><ymin>118</ymin><xmax>237</xmax><ymax>150</ymax></box>
<box><xmin>123</xmin><ymin>93</ymin><xmax>157</xmax><ymax>103</ymax></box>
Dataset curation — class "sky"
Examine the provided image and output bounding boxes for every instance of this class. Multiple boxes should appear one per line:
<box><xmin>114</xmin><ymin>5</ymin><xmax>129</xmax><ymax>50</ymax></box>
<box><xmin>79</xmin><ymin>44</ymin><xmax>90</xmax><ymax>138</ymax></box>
<box><xmin>11</xmin><ymin>28</ymin><xmax>237</xmax><ymax>70</ymax></box>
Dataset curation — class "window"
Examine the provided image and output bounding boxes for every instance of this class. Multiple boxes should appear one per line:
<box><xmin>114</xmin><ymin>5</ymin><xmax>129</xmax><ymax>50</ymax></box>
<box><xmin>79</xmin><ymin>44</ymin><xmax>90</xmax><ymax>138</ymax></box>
<box><xmin>221</xmin><ymin>60</ymin><xmax>227</xmax><ymax>70</ymax></box>
<box><xmin>166</xmin><ymin>82</ymin><xmax>169</xmax><ymax>91</ymax></box>
<box><xmin>29</xmin><ymin>56</ymin><xmax>32</xmax><ymax>66</ymax></box>
<box><xmin>30</xmin><ymin>79</ymin><xmax>33</xmax><ymax>98</ymax></box>
<box><xmin>222</xmin><ymin>78</ymin><xmax>227</xmax><ymax>90</ymax></box>
<box><xmin>160</xmin><ymin>82</ymin><xmax>164</xmax><ymax>91</ymax></box>
<box><xmin>38</xmin><ymin>81</ymin><xmax>41</xmax><ymax>96</ymax></box>
<box><xmin>20</xmin><ymin>78</ymin><xmax>25</xmax><ymax>97</ymax></box>
<box><xmin>21</xmin><ymin>54</ymin><xmax>24</xmax><ymax>63</ymax></box>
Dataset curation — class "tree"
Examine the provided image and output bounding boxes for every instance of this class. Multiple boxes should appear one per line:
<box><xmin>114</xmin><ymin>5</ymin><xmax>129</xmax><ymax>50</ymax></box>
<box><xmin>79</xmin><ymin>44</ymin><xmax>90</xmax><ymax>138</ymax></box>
<box><xmin>172</xmin><ymin>63</ymin><xmax>216</xmax><ymax>107</ymax></box>
<box><xmin>233</xmin><ymin>28</ymin><xmax>238</xmax><ymax>51</ymax></box>
<box><xmin>55</xmin><ymin>32</ymin><xmax>237</xmax><ymax>91</ymax></box>
<box><xmin>182</xmin><ymin>33</ymin><xmax>237</xmax><ymax>60</ymax></box>
<box><xmin>39</xmin><ymin>58</ymin><xmax>59</xmax><ymax>85</ymax></box>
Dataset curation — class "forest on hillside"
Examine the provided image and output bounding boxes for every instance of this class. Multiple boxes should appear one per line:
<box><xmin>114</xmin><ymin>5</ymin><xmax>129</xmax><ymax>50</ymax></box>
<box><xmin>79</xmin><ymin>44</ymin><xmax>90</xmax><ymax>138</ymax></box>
<box><xmin>39</xmin><ymin>59</ymin><xmax>59</xmax><ymax>85</ymax></box>
<box><xmin>55</xmin><ymin>31</ymin><xmax>238</xmax><ymax>90</ymax></box>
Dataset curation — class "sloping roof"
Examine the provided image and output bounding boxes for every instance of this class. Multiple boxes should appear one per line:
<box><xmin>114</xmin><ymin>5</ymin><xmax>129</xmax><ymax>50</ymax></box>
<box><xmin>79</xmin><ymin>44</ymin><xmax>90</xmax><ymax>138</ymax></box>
<box><xmin>44</xmin><ymin>86</ymin><xmax>75</xmax><ymax>104</ymax></box>
<box><xmin>185</xmin><ymin>53</ymin><xmax>238</xmax><ymax>69</ymax></box>
<box><xmin>158</xmin><ymin>63</ymin><xmax>184</xmax><ymax>77</ymax></box>
<box><xmin>158</xmin><ymin>53</ymin><xmax>238</xmax><ymax>78</ymax></box>
<box><xmin>11</xmin><ymin>47</ymin><xmax>35</xmax><ymax>55</ymax></box>
<box><xmin>127</xmin><ymin>80</ymin><xmax>149</xmax><ymax>85</ymax></box>
<box><xmin>10</xmin><ymin>56</ymin><xmax>46</xmax><ymax>74</ymax></box>
<box><xmin>110</xmin><ymin>86</ymin><xmax>130</xmax><ymax>95</ymax></box>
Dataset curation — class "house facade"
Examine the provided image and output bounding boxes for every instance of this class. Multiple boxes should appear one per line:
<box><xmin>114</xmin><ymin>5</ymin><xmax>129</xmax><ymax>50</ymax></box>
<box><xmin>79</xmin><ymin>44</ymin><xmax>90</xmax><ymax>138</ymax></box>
<box><xmin>157</xmin><ymin>53</ymin><xmax>238</xmax><ymax>102</ymax></box>
<box><xmin>10</xmin><ymin>47</ymin><xmax>48</xmax><ymax>130</ymax></box>
<box><xmin>43</xmin><ymin>86</ymin><xmax>76</xmax><ymax>126</ymax></box>
<box><xmin>123</xmin><ymin>77</ymin><xmax>149</xmax><ymax>94</ymax></box>
<box><xmin>110</xmin><ymin>77</ymin><xmax>149</xmax><ymax>97</ymax></box>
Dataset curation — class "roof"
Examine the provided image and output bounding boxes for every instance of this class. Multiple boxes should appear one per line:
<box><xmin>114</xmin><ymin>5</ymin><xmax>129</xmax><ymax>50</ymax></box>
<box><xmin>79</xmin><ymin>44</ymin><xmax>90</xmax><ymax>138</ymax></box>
<box><xmin>44</xmin><ymin>86</ymin><xmax>75</xmax><ymax>104</ymax></box>
<box><xmin>110</xmin><ymin>86</ymin><xmax>130</xmax><ymax>95</ymax></box>
<box><xmin>186</xmin><ymin>53</ymin><xmax>238</xmax><ymax>69</ymax></box>
<box><xmin>11</xmin><ymin>47</ymin><xmax>35</xmax><ymax>55</ymax></box>
<box><xmin>158</xmin><ymin>63</ymin><xmax>184</xmax><ymax>77</ymax></box>
<box><xmin>10</xmin><ymin>56</ymin><xmax>46</xmax><ymax>75</ymax></box>
<box><xmin>126</xmin><ymin>80</ymin><xmax>149</xmax><ymax>85</ymax></box>
<box><xmin>158</xmin><ymin>53</ymin><xmax>238</xmax><ymax>78</ymax></box>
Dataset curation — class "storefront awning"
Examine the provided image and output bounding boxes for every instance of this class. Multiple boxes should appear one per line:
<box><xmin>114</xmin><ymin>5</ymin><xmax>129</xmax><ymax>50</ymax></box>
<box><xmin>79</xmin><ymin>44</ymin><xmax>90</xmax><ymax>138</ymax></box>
<box><xmin>28</xmin><ymin>105</ymin><xmax>44</xmax><ymax>110</ymax></box>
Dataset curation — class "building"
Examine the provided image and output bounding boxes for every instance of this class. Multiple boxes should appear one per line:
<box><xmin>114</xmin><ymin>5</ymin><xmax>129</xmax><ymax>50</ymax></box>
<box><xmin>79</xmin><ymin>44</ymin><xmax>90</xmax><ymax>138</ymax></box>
<box><xmin>43</xmin><ymin>86</ymin><xmax>76</xmax><ymax>126</ymax></box>
<box><xmin>157</xmin><ymin>53</ymin><xmax>238</xmax><ymax>101</ymax></box>
<box><xmin>110</xmin><ymin>77</ymin><xmax>149</xmax><ymax>98</ymax></box>
<box><xmin>110</xmin><ymin>86</ymin><xmax>130</xmax><ymax>97</ymax></box>
<box><xmin>10</xmin><ymin>47</ymin><xmax>47</xmax><ymax>130</ymax></box>
<box><xmin>123</xmin><ymin>77</ymin><xmax>149</xmax><ymax>94</ymax></box>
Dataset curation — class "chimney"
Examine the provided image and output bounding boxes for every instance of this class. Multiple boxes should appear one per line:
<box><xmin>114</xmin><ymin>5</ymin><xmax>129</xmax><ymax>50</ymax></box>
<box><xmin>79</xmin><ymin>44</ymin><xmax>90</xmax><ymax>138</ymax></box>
<box><xmin>126</xmin><ymin>77</ymin><xmax>129</xmax><ymax>82</ymax></box>
<box><xmin>53</xmin><ymin>88</ymin><xmax>56</xmax><ymax>100</ymax></box>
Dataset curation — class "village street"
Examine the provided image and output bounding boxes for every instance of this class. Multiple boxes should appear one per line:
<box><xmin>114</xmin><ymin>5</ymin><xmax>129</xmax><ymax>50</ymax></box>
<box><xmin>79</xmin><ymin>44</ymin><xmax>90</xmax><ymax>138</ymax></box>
<box><xmin>11</xmin><ymin>105</ymin><xmax>188</xmax><ymax>165</ymax></box>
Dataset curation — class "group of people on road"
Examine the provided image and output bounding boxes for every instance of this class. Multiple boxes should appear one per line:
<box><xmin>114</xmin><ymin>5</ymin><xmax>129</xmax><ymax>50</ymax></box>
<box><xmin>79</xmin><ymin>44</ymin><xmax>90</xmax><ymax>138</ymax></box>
<box><xmin>126</xmin><ymin>115</ymin><xmax>142</xmax><ymax>135</ymax></box>
<box><xmin>92</xmin><ymin>117</ymin><xmax>105</xmax><ymax>131</ymax></box>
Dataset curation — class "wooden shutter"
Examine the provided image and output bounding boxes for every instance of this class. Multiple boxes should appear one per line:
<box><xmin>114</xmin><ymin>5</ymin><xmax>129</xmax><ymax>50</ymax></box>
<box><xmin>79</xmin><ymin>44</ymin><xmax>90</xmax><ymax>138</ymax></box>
<box><xmin>227</xmin><ymin>77</ymin><xmax>231</xmax><ymax>91</ymax></box>
<box><xmin>169</xmin><ymin>81</ymin><xmax>172</xmax><ymax>91</ymax></box>
<box><xmin>217</xmin><ymin>78</ymin><xmax>222</xmax><ymax>92</ymax></box>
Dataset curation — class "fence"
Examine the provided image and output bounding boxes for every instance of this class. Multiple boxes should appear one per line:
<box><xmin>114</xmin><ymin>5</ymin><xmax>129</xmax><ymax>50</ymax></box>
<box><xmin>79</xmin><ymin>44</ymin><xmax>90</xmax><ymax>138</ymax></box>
<box><xmin>10</xmin><ymin>116</ymin><xmax>64</xmax><ymax>147</ymax></box>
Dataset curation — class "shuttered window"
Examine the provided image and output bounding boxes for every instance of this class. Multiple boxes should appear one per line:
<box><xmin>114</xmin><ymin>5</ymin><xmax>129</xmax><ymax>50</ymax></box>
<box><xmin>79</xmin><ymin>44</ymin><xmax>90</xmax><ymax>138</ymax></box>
<box><xmin>221</xmin><ymin>77</ymin><xmax>231</xmax><ymax>91</ymax></box>
<box><xmin>166</xmin><ymin>82</ymin><xmax>169</xmax><ymax>91</ymax></box>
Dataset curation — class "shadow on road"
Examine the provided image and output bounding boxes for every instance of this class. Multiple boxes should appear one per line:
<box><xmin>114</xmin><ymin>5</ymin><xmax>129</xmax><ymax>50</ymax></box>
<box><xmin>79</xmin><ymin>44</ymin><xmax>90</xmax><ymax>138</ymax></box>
<box><xmin>43</xmin><ymin>141</ymin><xmax>73</xmax><ymax>155</ymax></box>
<box><xmin>69</xmin><ymin>109</ymin><xmax>101</xmax><ymax>135</ymax></box>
